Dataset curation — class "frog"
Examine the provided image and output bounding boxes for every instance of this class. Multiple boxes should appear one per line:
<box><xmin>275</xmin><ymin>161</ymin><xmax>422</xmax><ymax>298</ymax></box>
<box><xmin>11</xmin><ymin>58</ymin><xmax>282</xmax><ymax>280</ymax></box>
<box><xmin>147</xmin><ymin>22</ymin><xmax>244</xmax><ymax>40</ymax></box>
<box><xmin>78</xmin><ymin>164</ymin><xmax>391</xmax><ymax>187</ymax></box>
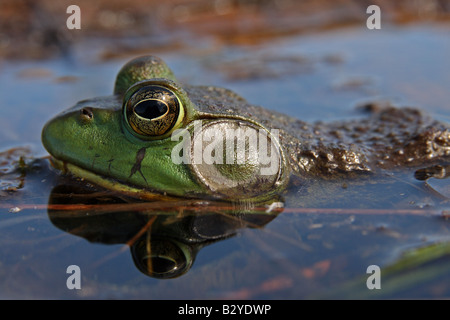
<box><xmin>41</xmin><ymin>55</ymin><xmax>450</xmax><ymax>202</ymax></box>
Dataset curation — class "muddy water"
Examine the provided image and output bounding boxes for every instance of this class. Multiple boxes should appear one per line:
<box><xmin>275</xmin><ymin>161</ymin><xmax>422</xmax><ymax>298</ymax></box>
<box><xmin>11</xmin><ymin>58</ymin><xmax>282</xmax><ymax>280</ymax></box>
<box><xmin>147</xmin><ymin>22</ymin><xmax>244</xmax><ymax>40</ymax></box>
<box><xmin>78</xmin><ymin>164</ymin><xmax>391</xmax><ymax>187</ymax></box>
<box><xmin>1</xmin><ymin>1</ymin><xmax>450</xmax><ymax>299</ymax></box>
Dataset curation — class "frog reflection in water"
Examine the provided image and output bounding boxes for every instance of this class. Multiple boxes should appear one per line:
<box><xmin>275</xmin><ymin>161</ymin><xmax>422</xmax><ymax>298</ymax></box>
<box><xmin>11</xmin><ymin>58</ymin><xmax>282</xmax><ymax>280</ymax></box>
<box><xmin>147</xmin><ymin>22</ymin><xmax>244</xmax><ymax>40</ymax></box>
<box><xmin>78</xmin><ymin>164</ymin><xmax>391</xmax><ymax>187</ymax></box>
<box><xmin>41</xmin><ymin>55</ymin><xmax>450</xmax><ymax>201</ymax></box>
<box><xmin>47</xmin><ymin>183</ymin><xmax>278</xmax><ymax>279</ymax></box>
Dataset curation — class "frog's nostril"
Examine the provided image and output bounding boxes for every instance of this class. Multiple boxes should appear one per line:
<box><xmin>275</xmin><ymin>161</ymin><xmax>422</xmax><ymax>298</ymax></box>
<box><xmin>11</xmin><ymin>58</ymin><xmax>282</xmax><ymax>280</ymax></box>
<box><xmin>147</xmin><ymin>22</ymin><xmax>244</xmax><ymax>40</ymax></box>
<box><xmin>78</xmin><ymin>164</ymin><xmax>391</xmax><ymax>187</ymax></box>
<box><xmin>80</xmin><ymin>107</ymin><xmax>94</xmax><ymax>120</ymax></box>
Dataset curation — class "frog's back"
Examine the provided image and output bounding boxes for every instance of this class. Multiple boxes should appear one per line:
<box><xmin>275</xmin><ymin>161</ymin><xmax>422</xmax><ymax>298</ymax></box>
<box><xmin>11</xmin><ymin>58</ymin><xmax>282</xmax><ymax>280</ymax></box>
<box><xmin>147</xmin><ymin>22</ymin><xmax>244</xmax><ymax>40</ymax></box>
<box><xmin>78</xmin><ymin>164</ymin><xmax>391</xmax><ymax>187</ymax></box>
<box><xmin>186</xmin><ymin>85</ymin><xmax>450</xmax><ymax>178</ymax></box>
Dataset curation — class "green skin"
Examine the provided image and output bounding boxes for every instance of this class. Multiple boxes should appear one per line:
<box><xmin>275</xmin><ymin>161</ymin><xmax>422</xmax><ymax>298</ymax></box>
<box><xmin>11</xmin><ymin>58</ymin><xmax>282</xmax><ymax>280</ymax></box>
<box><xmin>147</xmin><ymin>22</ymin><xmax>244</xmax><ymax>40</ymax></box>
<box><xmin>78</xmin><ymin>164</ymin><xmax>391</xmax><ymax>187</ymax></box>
<box><xmin>42</xmin><ymin>56</ymin><xmax>288</xmax><ymax>201</ymax></box>
<box><xmin>42</xmin><ymin>56</ymin><xmax>450</xmax><ymax>201</ymax></box>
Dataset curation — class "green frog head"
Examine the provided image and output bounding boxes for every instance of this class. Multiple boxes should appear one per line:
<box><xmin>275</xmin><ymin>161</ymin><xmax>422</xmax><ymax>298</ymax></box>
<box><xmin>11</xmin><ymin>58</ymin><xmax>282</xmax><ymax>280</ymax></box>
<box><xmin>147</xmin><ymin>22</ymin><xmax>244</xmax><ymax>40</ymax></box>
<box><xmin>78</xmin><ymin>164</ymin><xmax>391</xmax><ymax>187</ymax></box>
<box><xmin>42</xmin><ymin>56</ymin><xmax>289</xmax><ymax>201</ymax></box>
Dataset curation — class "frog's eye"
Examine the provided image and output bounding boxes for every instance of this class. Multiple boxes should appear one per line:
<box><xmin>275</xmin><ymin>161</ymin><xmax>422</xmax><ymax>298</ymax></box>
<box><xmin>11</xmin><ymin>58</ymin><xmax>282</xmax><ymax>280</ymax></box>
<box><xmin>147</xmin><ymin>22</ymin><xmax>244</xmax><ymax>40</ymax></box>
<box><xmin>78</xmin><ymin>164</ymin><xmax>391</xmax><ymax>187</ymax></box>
<box><xmin>124</xmin><ymin>85</ymin><xmax>183</xmax><ymax>139</ymax></box>
<box><xmin>131</xmin><ymin>237</ymin><xmax>192</xmax><ymax>279</ymax></box>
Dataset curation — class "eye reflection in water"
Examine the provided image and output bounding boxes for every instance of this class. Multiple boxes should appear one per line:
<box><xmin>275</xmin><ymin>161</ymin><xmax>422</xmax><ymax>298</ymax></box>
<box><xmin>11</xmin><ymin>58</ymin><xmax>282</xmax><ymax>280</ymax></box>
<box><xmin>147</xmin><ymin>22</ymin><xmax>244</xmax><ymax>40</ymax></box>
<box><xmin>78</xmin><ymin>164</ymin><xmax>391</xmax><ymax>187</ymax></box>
<box><xmin>47</xmin><ymin>184</ymin><xmax>282</xmax><ymax>279</ymax></box>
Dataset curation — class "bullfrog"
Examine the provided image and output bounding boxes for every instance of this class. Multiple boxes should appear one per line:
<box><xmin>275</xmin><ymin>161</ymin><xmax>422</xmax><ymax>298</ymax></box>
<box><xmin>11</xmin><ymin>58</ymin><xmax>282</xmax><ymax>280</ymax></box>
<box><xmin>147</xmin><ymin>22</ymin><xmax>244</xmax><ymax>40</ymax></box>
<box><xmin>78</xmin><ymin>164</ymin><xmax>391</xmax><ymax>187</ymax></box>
<box><xmin>41</xmin><ymin>55</ymin><xmax>450</xmax><ymax>201</ymax></box>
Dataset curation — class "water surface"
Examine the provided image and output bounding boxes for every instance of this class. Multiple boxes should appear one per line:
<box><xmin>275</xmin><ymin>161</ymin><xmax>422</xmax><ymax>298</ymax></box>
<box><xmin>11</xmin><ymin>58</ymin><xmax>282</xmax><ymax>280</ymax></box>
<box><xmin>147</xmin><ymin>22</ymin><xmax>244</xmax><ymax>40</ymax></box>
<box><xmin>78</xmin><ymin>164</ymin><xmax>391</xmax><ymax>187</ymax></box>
<box><xmin>1</xmin><ymin>12</ymin><xmax>449</xmax><ymax>299</ymax></box>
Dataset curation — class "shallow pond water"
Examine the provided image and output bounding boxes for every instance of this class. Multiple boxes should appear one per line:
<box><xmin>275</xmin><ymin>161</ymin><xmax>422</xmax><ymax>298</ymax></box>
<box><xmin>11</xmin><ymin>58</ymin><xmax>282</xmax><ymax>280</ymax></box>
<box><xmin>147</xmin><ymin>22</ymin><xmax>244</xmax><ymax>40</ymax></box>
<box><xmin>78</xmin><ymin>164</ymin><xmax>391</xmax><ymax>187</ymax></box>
<box><xmin>1</xmin><ymin>19</ymin><xmax>450</xmax><ymax>299</ymax></box>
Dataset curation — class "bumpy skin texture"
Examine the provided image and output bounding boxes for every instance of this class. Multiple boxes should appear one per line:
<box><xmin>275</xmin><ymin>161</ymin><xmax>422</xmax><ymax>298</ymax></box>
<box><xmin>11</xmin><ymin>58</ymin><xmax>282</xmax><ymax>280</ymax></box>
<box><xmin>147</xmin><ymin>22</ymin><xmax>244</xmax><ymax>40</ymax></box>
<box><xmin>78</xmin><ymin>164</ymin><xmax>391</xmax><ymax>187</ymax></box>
<box><xmin>42</xmin><ymin>55</ymin><xmax>450</xmax><ymax>200</ymax></box>
<box><xmin>114</xmin><ymin>56</ymin><xmax>178</xmax><ymax>95</ymax></box>
<box><xmin>185</xmin><ymin>85</ymin><xmax>450</xmax><ymax>178</ymax></box>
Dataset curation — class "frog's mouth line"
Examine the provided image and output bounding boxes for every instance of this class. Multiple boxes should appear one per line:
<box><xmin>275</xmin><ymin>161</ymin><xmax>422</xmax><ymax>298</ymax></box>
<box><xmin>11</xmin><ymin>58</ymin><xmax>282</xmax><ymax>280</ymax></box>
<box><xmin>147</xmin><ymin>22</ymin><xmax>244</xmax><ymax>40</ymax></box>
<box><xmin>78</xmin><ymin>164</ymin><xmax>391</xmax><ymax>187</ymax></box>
<box><xmin>48</xmin><ymin>157</ymin><xmax>176</xmax><ymax>201</ymax></box>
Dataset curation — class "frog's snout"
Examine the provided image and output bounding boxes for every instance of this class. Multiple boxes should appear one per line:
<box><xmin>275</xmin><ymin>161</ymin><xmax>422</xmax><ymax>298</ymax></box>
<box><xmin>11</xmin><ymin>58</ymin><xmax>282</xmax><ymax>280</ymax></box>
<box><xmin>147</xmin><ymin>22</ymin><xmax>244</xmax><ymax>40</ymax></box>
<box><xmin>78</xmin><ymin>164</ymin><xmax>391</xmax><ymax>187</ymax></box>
<box><xmin>41</xmin><ymin>113</ymin><xmax>75</xmax><ymax>161</ymax></box>
<box><xmin>41</xmin><ymin>119</ymin><xmax>53</xmax><ymax>154</ymax></box>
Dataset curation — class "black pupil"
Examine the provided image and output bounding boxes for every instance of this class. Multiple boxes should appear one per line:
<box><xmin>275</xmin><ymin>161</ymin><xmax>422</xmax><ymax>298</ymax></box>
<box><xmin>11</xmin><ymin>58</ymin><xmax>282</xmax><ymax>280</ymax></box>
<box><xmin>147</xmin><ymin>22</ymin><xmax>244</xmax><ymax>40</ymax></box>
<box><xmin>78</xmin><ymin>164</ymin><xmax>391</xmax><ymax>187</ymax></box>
<box><xmin>134</xmin><ymin>99</ymin><xmax>168</xmax><ymax>119</ymax></box>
